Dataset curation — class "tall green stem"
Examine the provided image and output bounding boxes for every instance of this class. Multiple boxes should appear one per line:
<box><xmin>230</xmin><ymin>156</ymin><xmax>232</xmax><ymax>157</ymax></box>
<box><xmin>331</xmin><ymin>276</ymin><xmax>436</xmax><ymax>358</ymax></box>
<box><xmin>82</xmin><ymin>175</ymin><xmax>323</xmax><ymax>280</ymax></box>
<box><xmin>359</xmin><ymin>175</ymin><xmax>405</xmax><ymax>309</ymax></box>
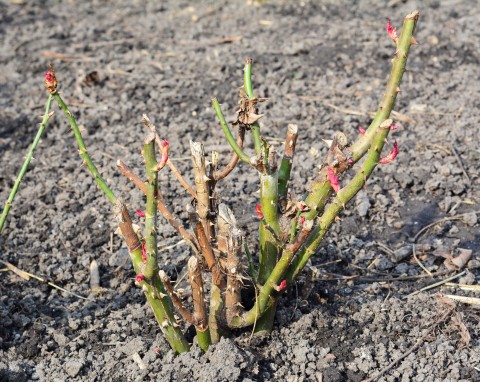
<box><xmin>0</xmin><ymin>95</ymin><xmax>53</xmax><ymax>233</ymax></box>
<box><xmin>243</xmin><ymin>58</ymin><xmax>262</xmax><ymax>155</ymax></box>
<box><xmin>143</xmin><ymin>136</ymin><xmax>159</xmax><ymax>280</ymax></box>
<box><xmin>300</xmin><ymin>11</ymin><xmax>419</xmax><ymax>224</ymax></box>
<box><xmin>256</xmin><ymin>173</ymin><xmax>280</xmax><ymax>333</ymax></box>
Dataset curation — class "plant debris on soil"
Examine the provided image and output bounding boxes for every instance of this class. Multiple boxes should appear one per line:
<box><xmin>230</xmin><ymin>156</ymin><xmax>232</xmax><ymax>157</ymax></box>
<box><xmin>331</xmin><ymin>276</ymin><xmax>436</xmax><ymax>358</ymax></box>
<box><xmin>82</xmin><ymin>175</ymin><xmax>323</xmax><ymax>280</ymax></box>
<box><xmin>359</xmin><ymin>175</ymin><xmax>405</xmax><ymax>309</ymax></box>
<box><xmin>0</xmin><ymin>1</ymin><xmax>479</xmax><ymax>381</ymax></box>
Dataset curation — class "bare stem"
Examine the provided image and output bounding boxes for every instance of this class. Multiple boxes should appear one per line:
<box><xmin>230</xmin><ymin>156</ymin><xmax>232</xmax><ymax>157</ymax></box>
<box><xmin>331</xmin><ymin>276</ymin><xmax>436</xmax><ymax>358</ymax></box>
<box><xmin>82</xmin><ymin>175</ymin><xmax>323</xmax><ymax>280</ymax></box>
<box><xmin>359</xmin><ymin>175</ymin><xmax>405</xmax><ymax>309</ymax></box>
<box><xmin>143</xmin><ymin>134</ymin><xmax>159</xmax><ymax>280</ymax></box>
<box><xmin>277</xmin><ymin>124</ymin><xmax>298</xmax><ymax>205</ymax></box>
<box><xmin>225</xmin><ymin>231</ymin><xmax>243</xmax><ymax>325</ymax></box>
<box><xmin>214</xmin><ymin>126</ymin><xmax>245</xmax><ymax>180</ymax></box>
<box><xmin>159</xmin><ymin>270</ymin><xmax>195</xmax><ymax>325</ymax></box>
<box><xmin>243</xmin><ymin>58</ymin><xmax>262</xmax><ymax>155</ymax></box>
<box><xmin>0</xmin><ymin>95</ymin><xmax>54</xmax><ymax>233</ymax></box>
<box><xmin>52</xmin><ymin>93</ymin><xmax>116</xmax><ymax>203</ymax></box>
<box><xmin>190</xmin><ymin>141</ymin><xmax>216</xmax><ymax>241</ymax></box>
<box><xmin>212</xmin><ymin>98</ymin><xmax>250</xmax><ymax>164</ymax></box>
<box><xmin>188</xmin><ymin>256</ymin><xmax>211</xmax><ymax>351</ymax></box>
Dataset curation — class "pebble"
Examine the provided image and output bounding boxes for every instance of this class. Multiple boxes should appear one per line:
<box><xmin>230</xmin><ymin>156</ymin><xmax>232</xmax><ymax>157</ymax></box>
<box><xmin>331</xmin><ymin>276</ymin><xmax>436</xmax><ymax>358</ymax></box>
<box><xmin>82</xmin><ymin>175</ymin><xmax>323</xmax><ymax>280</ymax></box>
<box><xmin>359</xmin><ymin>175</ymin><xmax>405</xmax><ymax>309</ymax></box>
<box><xmin>392</xmin><ymin>245</ymin><xmax>412</xmax><ymax>263</ymax></box>
<box><xmin>64</xmin><ymin>359</ymin><xmax>84</xmax><ymax>378</ymax></box>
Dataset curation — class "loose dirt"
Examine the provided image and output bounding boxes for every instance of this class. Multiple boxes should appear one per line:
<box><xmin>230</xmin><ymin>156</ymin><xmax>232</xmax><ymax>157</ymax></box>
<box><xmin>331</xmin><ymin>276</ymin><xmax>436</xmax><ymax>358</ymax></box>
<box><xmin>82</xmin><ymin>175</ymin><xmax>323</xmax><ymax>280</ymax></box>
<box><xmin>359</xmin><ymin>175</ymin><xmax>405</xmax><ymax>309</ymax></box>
<box><xmin>1</xmin><ymin>1</ymin><xmax>478</xmax><ymax>381</ymax></box>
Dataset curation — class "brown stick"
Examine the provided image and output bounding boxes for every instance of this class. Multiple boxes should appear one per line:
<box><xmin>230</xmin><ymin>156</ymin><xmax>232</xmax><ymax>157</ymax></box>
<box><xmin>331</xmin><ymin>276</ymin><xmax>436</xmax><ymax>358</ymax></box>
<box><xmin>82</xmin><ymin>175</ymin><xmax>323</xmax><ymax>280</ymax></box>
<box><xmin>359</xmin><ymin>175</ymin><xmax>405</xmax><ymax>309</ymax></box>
<box><xmin>114</xmin><ymin>199</ymin><xmax>141</xmax><ymax>253</ymax></box>
<box><xmin>166</xmin><ymin>159</ymin><xmax>197</xmax><ymax>198</ymax></box>
<box><xmin>159</xmin><ymin>270</ymin><xmax>195</xmax><ymax>325</ymax></box>
<box><xmin>214</xmin><ymin>127</ymin><xmax>245</xmax><ymax>180</ymax></box>
<box><xmin>289</xmin><ymin>219</ymin><xmax>314</xmax><ymax>256</ymax></box>
<box><xmin>188</xmin><ymin>257</ymin><xmax>208</xmax><ymax>331</ymax></box>
<box><xmin>117</xmin><ymin>160</ymin><xmax>199</xmax><ymax>255</ymax></box>
<box><xmin>188</xmin><ymin>205</ymin><xmax>224</xmax><ymax>287</ymax></box>
<box><xmin>190</xmin><ymin>141</ymin><xmax>215</xmax><ymax>241</ymax></box>
<box><xmin>142</xmin><ymin>114</ymin><xmax>196</xmax><ymax>198</ymax></box>
<box><xmin>225</xmin><ymin>228</ymin><xmax>243</xmax><ymax>325</ymax></box>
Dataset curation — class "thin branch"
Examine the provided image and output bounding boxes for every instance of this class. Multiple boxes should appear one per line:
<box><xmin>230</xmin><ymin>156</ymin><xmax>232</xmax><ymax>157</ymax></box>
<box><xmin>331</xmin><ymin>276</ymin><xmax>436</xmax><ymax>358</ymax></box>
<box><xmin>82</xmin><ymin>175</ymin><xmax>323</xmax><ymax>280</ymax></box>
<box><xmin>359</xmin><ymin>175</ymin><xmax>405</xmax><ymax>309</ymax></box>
<box><xmin>116</xmin><ymin>160</ymin><xmax>199</xmax><ymax>255</ymax></box>
<box><xmin>159</xmin><ymin>270</ymin><xmax>195</xmax><ymax>325</ymax></box>
<box><xmin>214</xmin><ymin>126</ymin><xmax>246</xmax><ymax>180</ymax></box>
<box><xmin>142</xmin><ymin>114</ymin><xmax>196</xmax><ymax>198</ymax></box>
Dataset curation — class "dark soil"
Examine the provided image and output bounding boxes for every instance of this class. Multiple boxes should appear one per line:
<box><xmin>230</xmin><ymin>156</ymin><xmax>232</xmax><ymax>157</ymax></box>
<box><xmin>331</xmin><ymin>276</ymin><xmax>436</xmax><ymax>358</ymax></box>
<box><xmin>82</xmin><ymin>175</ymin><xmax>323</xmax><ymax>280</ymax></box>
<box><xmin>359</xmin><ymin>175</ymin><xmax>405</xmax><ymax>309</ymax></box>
<box><xmin>1</xmin><ymin>1</ymin><xmax>479</xmax><ymax>381</ymax></box>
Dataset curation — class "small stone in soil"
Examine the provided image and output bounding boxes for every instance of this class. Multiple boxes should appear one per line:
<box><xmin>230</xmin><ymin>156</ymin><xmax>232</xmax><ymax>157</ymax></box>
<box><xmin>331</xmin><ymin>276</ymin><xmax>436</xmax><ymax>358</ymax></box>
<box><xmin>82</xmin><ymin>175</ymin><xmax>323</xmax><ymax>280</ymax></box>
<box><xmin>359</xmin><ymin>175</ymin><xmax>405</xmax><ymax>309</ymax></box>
<box><xmin>64</xmin><ymin>359</ymin><xmax>84</xmax><ymax>378</ymax></box>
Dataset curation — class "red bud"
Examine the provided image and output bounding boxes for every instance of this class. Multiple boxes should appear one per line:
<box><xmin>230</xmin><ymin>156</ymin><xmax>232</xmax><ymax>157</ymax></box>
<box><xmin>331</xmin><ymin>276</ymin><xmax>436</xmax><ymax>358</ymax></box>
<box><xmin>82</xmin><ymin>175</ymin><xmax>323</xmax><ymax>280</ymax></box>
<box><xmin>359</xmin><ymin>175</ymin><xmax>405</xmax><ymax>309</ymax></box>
<box><xmin>136</xmin><ymin>274</ymin><xmax>145</xmax><ymax>283</ymax></box>
<box><xmin>255</xmin><ymin>204</ymin><xmax>264</xmax><ymax>219</ymax></box>
<box><xmin>158</xmin><ymin>140</ymin><xmax>169</xmax><ymax>170</ymax></box>
<box><xmin>136</xmin><ymin>209</ymin><xmax>146</xmax><ymax>218</ymax></box>
<box><xmin>327</xmin><ymin>168</ymin><xmax>340</xmax><ymax>193</ymax></box>
<box><xmin>358</xmin><ymin>127</ymin><xmax>366</xmax><ymax>135</ymax></box>
<box><xmin>379</xmin><ymin>141</ymin><xmax>399</xmax><ymax>164</ymax></box>
<box><xmin>386</xmin><ymin>19</ymin><xmax>398</xmax><ymax>42</ymax></box>
<box><xmin>275</xmin><ymin>280</ymin><xmax>287</xmax><ymax>292</ymax></box>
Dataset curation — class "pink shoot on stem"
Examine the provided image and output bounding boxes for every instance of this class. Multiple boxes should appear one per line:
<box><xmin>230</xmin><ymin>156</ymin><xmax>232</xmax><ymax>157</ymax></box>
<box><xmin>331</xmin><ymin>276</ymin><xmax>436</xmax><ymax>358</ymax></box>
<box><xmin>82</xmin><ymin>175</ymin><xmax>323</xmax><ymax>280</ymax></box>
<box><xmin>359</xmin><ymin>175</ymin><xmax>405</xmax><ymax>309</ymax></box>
<box><xmin>299</xmin><ymin>216</ymin><xmax>305</xmax><ymax>225</ymax></box>
<box><xmin>386</xmin><ymin>19</ymin><xmax>398</xmax><ymax>42</ymax></box>
<box><xmin>358</xmin><ymin>126</ymin><xmax>366</xmax><ymax>135</ymax></box>
<box><xmin>274</xmin><ymin>280</ymin><xmax>287</xmax><ymax>292</ymax></box>
<box><xmin>158</xmin><ymin>140</ymin><xmax>169</xmax><ymax>170</ymax></box>
<box><xmin>379</xmin><ymin>141</ymin><xmax>399</xmax><ymax>164</ymax></box>
<box><xmin>44</xmin><ymin>71</ymin><xmax>53</xmax><ymax>83</ymax></box>
<box><xmin>136</xmin><ymin>209</ymin><xmax>146</xmax><ymax>218</ymax></box>
<box><xmin>136</xmin><ymin>274</ymin><xmax>145</xmax><ymax>283</ymax></box>
<box><xmin>327</xmin><ymin>168</ymin><xmax>340</xmax><ymax>193</ymax></box>
<box><xmin>390</xmin><ymin>124</ymin><xmax>399</xmax><ymax>131</ymax></box>
<box><xmin>255</xmin><ymin>204</ymin><xmax>264</xmax><ymax>219</ymax></box>
<box><xmin>44</xmin><ymin>64</ymin><xmax>57</xmax><ymax>94</ymax></box>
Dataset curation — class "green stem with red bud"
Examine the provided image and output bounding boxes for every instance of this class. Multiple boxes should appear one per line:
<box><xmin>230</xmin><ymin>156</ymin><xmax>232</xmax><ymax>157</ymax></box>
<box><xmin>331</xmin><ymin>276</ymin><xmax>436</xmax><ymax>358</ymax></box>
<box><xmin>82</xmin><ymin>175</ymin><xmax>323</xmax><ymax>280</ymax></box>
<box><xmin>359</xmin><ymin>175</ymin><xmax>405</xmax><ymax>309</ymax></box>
<box><xmin>52</xmin><ymin>89</ymin><xmax>189</xmax><ymax>353</ymax></box>
<box><xmin>230</xmin><ymin>11</ymin><xmax>419</xmax><ymax>328</ymax></box>
<box><xmin>284</xmin><ymin>120</ymin><xmax>395</xmax><ymax>284</ymax></box>
<box><xmin>0</xmin><ymin>95</ymin><xmax>53</xmax><ymax>234</ymax></box>
<box><xmin>300</xmin><ymin>11</ymin><xmax>419</xmax><ymax>225</ymax></box>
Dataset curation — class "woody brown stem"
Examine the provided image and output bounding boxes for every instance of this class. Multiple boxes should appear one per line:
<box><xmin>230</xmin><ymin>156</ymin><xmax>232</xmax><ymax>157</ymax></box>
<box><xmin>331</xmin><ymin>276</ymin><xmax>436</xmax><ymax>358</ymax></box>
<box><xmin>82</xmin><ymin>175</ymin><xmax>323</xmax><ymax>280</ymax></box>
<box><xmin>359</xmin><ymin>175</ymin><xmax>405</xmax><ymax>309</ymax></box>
<box><xmin>189</xmin><ymin>207</ymin><xmax>223</xmax><ymax>286</ymax></box>
<box><xmin>117</xmin><ymin>160</ymin><xmax>199</xmax><ymax>255</ymax></box>
<box><xmin>159</xmin><ymin>270</ymin><xmax>195</xmax><ymax>325</ymax></box>
<box><xmin>187</xmin><ymin>257</ymin><xmax>211</xmax><ymax>351</ymax></box>
<box><xmin>190</xmin><ymin>141</ymin><xmax>216</xmax><ymax>241</ymax></box>
<box><xmin>225</xmin><ymin>228</ymin><xmax>243</xmax><ymax>325</ymax></box>
<box><xmin>214</xmin><ymin>126</ymin><xmax>245</xmax><ymax>180</ymax></box>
